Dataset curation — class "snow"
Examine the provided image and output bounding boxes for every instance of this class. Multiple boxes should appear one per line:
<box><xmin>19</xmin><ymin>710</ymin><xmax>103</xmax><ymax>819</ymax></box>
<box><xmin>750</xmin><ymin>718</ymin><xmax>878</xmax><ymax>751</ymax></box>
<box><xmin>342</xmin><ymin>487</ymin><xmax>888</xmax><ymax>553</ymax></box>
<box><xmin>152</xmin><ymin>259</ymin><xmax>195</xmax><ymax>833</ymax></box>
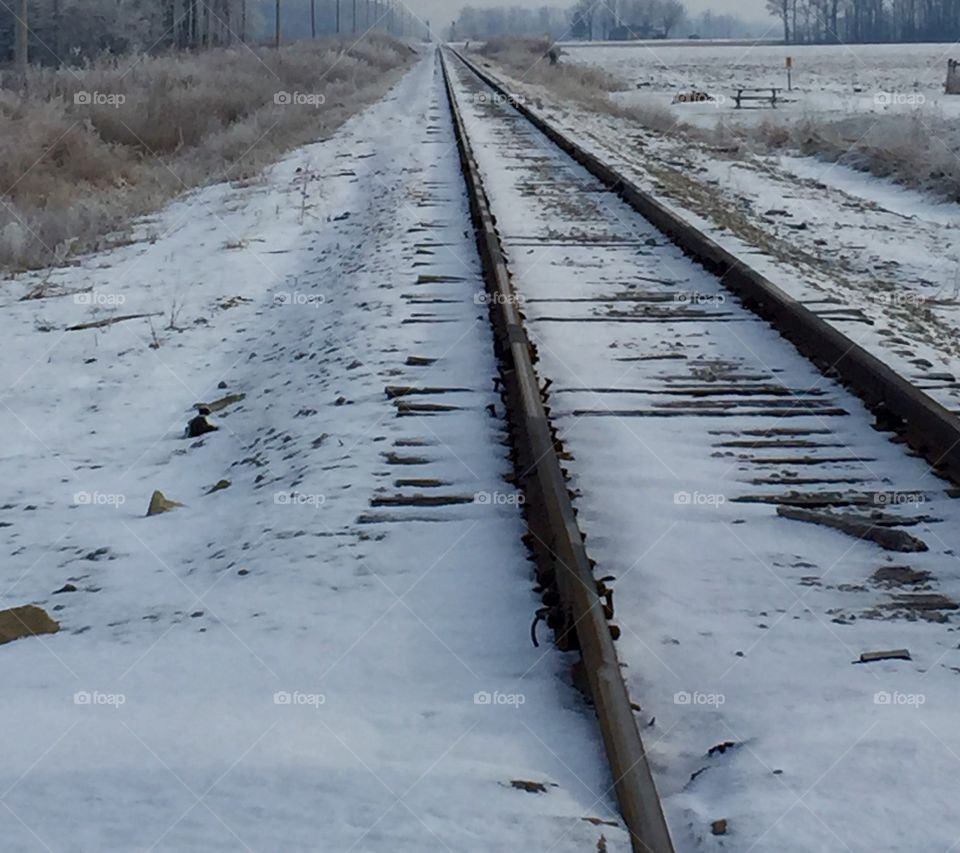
<box><xmin>0</xmin><ymin>53</ymin><xmax>629</xmax><ymax>852</ymax></box>
<box><xmin>561</xmin><ymin>41</ymin><xmax>960</xmax><ymax>128</ymax></box>
<box><xmin>448</xmin><ymin>52</ymin><xmax>960</xmax><ymax>852</ymax></box>
<box><xmin>775</xmin><ymin>154</ymin><xmax>960</xmax><ymax>225</ymax></box>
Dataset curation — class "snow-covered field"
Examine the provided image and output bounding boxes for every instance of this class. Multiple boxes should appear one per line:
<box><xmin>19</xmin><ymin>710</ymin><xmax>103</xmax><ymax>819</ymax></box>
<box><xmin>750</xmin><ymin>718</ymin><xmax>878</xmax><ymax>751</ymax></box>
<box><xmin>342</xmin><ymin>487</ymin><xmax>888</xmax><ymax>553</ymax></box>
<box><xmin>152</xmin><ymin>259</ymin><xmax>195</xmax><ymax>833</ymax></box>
<box><xmin>0</xmin><ymin>54</ymin><xmax>629</xmax><ymax>852</ymax></box>
<box><xmin>561</xmin><ymin>40</ymin><xmax>960</xmax><ymax>126</ymax></box>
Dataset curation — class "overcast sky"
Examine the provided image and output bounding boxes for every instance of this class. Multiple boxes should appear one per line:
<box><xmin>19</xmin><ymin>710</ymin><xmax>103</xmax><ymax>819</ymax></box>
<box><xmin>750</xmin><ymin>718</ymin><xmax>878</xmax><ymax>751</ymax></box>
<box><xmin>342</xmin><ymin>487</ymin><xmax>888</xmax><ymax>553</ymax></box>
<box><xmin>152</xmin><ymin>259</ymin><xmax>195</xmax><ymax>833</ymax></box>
<box><xmin>403</xmin><ymin>0</ymin><xmax>773</xmax><ymax>33</ymax></box>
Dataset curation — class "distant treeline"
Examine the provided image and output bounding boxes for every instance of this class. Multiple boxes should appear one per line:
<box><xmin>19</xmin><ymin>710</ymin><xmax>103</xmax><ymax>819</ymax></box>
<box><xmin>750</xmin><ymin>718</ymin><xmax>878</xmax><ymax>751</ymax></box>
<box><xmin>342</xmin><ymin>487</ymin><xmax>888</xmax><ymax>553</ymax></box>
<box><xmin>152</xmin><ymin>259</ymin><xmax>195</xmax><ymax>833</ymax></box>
<box><xmin>766</xmin><ymin>0</ymin><xmax>960</xmax><ymax>43</ymax></box>
<box><xmin>452</xmin><ymin>2</ymin><xmax>767</xmax><ymax>41</ymax></box>
<box><xmin>454</xmin><ymin>0</ymin><xmax>960</xmax><ymax>44</ymax></box>
<box><xmin>0</xmin><ymin>0</ymin><xmax>421</xmax><ymax>66</ymax></box>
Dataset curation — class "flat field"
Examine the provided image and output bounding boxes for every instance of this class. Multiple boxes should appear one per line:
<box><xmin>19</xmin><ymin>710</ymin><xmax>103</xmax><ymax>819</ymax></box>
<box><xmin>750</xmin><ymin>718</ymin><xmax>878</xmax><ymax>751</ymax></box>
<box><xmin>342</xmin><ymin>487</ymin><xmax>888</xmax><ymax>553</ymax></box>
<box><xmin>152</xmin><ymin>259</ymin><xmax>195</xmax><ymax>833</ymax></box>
<box><xmin>561</xmin><ymin>40</ymin><xmax>960</xmax><ymax>126</ymax></box>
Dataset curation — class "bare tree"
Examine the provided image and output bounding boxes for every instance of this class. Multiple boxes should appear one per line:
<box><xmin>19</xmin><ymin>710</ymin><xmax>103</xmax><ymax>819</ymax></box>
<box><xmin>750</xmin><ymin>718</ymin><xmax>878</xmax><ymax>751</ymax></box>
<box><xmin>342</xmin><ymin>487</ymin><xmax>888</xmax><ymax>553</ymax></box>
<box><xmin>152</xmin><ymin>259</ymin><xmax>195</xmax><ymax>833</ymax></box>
<box><xmin>767</xmin><ymin>0</ymin><xmax>791</xmax><ymax>40</ymax></box>
<box><xmin>658</xmin><ymin>0</ymin><xmax>685</xmax><ymax>35</ymax></box>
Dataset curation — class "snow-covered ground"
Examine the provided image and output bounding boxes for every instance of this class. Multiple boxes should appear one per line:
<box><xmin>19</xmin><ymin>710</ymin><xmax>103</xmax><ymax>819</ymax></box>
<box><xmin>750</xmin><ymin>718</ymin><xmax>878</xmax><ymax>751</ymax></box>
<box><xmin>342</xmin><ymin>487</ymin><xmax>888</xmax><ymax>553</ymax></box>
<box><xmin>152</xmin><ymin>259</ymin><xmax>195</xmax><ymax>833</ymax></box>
<box><xmin>448</xmin><ymin>52</ymin><xmax>960</xmax><ymax>852</ymax></box>
<box><xmin>0</xmin><ymin>53</ymin><xmax>630</xmax><ymax>852</ymax></box>
<box><xmin>471</xmin><ymin>54</ymin><xmax>960</xmax><ymax>417</ymax></box>
<box><xmin>562</xmin><ymin>40</ymin><xmax>960</xmax><ymax>127</ymax></box>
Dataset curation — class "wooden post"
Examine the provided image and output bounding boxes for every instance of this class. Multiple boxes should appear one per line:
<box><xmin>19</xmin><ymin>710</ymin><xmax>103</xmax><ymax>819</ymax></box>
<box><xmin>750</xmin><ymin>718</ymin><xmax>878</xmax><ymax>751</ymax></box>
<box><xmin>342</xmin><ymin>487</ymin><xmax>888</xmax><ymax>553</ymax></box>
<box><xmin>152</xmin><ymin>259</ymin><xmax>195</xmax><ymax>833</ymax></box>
<box><xmin>275</xmin><ymin>0</ymin><xmax>280</xmax><ymax>47</ymax></box>
<box><xmin>947</xmin><ymin>59</ymin><xmax>960</xmax><ymax>95</ymax></box>
<box><xmin>310</xmin><ymin>0</ymin><xmax>316</xmax><ymax>38</ymax></box>
<box><xmin>785</xmin><ymin>55</ymin><xmax>793</xmax><ymax>91</ymax></box>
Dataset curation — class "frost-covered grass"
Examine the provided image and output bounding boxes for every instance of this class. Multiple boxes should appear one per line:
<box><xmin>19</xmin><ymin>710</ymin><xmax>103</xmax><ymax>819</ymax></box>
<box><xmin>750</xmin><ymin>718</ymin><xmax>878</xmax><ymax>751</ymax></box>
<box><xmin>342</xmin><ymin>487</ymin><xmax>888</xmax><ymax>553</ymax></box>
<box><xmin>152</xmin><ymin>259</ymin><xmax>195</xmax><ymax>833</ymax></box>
<box><xmin>477</xmin><ymin>36</ymin><xmax>626</xmax><ymax>97</ymax></box>
<box><xmin>0</xmin><ymin>35</ymin><xmax>414</xmax><ymax>270</ymax></box>
<box><xmin>471</xmin><ymin>38</ymin><xmax>679</xmax><ymax>134</ymax></box>
<box><xmin>764</xmin><ymin>112</ymin><xmax>960</xmax><ymax>201</ymax></box>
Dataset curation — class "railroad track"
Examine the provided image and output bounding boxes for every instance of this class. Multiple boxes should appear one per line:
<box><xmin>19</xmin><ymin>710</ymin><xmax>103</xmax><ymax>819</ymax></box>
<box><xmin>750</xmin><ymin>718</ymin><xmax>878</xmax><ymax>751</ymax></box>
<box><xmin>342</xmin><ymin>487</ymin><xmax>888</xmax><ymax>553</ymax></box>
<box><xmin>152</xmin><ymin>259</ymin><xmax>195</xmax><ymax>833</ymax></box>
<box><xmin>440</xmin><ymin>46</ymin><xmax>960</xmax><ymax>852</ymax></box>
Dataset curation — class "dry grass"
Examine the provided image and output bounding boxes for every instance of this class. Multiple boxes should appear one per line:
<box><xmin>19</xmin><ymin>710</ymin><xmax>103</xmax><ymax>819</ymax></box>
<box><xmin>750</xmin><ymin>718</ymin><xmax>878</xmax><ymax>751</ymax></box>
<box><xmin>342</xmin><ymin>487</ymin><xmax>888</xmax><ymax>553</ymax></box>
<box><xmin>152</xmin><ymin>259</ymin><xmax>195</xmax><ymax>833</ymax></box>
<box><xmin>779</xmin><ymin>113</ymin><xmax>960</xmax><ymax>202</ymax></box>
<box><xmin>476</xmin><ymin>36</ymin><xmax>626</xmax><ymax>95</ymax></box>
<box><xmin>0</xmin><ymin>35</ymin><xmax>414</xmax><ymax>270</ymax></box>
<box><xmin>471</xmin><ymin>37</ymin><xmax>680</xmax><ymax>135</ymax></box>
<box><xmin>706</xmin><ymin>110</ymin><xmax>960</xmax><ymax>202</ymax></box>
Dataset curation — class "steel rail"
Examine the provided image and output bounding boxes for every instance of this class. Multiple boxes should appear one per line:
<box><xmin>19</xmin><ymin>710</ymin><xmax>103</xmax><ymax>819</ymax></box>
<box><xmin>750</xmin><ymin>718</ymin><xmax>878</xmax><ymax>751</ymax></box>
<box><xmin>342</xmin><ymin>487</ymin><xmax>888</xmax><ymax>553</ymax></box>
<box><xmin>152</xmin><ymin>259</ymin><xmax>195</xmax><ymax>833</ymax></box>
<box><xmin>439</xmin><ymin>47</ymin><xmax>676</xmax><ymax>853</ymax></box>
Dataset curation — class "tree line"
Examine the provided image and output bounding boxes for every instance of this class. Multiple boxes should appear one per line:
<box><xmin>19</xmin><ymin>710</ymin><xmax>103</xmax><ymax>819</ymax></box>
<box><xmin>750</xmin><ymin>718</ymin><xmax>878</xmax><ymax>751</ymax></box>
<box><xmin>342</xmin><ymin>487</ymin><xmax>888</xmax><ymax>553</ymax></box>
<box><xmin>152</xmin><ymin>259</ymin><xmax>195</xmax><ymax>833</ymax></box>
<box><xmin>454</xmin><ymin>0</ymin><xmax>960</xmax><ymax>43</ymax></box>
<box><xmin>452</xmin><ymin>2</ymin><xmax>766</xmax><ymax>41</ymax></box>
<box><xmin>1</xmin><ymin>0</ymin><xmax>420</xmax><ymax>68</ymax></box>
<box><xmin>767</xmin><ymin>0</ymin><xmax>960</xmax><ymax>42</ymax></box>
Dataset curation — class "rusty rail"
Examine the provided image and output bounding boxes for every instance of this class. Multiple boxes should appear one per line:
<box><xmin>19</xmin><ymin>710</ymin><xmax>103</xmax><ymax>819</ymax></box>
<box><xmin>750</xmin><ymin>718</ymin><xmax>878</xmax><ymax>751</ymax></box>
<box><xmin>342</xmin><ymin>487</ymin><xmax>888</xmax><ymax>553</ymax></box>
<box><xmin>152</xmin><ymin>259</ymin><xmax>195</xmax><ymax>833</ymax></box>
<box><xmin>451</xmin><ymin>47</ymin><xmax>960</xmax><ymax>489</ymax></box>
<box><xmin>439</xmin><ymin>47</ymin><xmax>675</xmax><ymax>853</ymax></box>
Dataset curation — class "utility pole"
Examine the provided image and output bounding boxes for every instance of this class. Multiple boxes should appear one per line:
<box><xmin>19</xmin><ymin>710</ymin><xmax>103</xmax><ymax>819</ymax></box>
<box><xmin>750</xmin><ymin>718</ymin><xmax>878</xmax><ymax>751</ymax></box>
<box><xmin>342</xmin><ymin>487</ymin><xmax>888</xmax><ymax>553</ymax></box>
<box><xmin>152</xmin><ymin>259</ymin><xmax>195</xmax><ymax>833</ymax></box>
<box><xmin>310</xmin><ymin>0</ymin><xmax>316</xmax><ymax>38</ymax></box>
<box><xmin>352</xmin><ymin>0</ymin><xmax>357</xmax><ymax>32</ymax></box>
<box><xmin>275</xmin><ymin>0</ymin><xmax>280</xmax><ymax>47</ymax></box>
<box><xmin>15</xmin><ymin>0</ymin><xmax>28</xmax><ymax>76</ymax></box>
<box><xmin>336</xmin><ymin>0</ymin><xmax>341</xmax><ymax>34</ymax></box>
<box><xmin>53</xmin><ymin>0</ymin><xmax>63</xmax><ymax>62</ymax></box>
